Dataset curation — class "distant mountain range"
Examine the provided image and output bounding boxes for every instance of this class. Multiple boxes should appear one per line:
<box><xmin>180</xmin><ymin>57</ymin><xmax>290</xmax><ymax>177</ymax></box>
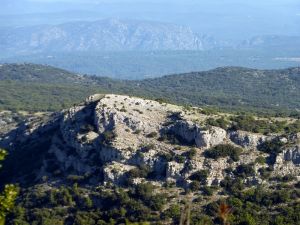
<box><xmin>1</xmin><ymin>18</ymin><xmax>299</xmax><ymax>56</ymax></box>
<box><xmin>0</xmin><ymin>19</ymin><xmax>299</xmax><ymax>79</ymax></box>
<box><xmin>0</xmin><ymin>19</ymin><xmax>220</xmax><ymax>55</ymax></box>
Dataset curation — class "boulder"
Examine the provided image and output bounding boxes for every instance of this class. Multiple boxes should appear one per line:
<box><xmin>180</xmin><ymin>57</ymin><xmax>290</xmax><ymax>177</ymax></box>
<box><xmin>195</xmin><ymin>126</ymin><xmax>227</xmax><ymax>148</ymax></box>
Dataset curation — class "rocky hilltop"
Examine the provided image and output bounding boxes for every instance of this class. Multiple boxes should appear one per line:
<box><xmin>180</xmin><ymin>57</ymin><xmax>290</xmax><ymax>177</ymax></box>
<box><xmin>1</xmin><ymin>94</ymin><xmax>299</xmax><ymax>188</ymax></box>
<box><xmin>1</xmin><ymin>94</ymin><xmax>300</xmax><ymax>224</ymax></box>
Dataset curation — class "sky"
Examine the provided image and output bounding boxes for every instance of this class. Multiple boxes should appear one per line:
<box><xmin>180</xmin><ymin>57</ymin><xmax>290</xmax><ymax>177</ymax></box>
<box><xmin>0</xmin><ymin>0</ymin><xmax>299</xmax><ymax>40</ymax></box>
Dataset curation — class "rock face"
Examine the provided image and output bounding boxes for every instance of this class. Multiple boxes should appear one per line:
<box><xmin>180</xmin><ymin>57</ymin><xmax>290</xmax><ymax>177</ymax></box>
<box><xmin>1</xmin><ymin>94</ymin><xmax>299</xmax><ymax>187</ymax></box>
<box><xmin>196</xmin><ymin>126</ymin><xmax>227</xmax><ymax>148</ymax></box>
<box><xmin>229</xmin><ymin>130</ymin><xmax>267</xmax><ymax>149</ymax></box>
<box><xmin>166</xmin><ymin>161</ymin><xmax>185</xmax><ymax>181</ymax></box>
<box><xmin>274</xmin><ymin>145</ymin><xmax>300</xmax><ymax>176</ymax></box>
<box><xmin>103</xmin><ymin>162</ymin><xmax>135</xmax><ymax>185</ymax></box>
<box><xmin>165</xmin><ymin>120</ymin><xmax>226</xmax><ymax>148</ymax></box>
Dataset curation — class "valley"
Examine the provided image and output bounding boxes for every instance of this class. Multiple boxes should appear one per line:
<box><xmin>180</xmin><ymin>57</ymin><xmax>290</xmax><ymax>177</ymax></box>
<box><xmin>1</xmin><ymin>19</ymin><xmax>299</xmax><ymax>79</ymax></box>
<box><xmin>2</xmin><ymin>50</ymin><xmax>300</xmax><ymax>80</ymax></box>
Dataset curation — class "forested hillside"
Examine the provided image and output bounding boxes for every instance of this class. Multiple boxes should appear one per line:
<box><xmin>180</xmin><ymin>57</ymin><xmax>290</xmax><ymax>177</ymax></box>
<box><xmin>0</xmin><ymin>63</ymin><xmax>299</xmax><ymax>115</ymax></box>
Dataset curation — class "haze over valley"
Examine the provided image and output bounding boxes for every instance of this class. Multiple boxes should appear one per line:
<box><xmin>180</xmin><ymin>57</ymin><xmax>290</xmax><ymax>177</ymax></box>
<box><xmin>1</xmin><ymin>0</ymin><xmax>299</xmax><ymax>79</ymax></box>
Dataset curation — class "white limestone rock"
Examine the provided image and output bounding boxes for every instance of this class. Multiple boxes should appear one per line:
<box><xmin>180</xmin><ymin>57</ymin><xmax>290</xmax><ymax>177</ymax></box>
<box><xmin>166</xmin><ymin>161</ymin><xmax>185</xmax><ymax>180</ymax></box>
<box><xmin>229</xmin><ymin>130</ymin><xmax>267</xmax><ymax>149</ymax></box>
<box><xmin>195</xmin><ymin>126</ymin><xmax>227</xmax><ymax>148</ymax></box>
<box><xmin>167</xmin><ymin>120</ymin><xmax>226</xmax><ymax>148</ymax></box>
<box><xmin>274</xmin><ymin>145</ymin><xmax>300</xmax><ymax>176</ymax></box>
<box><xmin>103</xmin><ymin>162</ymin><xmax>135</xmax><ymax>185</ymax></box>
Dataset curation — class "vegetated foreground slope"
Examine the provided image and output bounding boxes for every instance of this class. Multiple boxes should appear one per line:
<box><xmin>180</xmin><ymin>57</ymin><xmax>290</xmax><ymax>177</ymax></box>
<box><xmin>0</xmin><ymin>63</ymin><xmax>299</xmax><ymax>114</ymax></box>
<box><xmin>0</xmin><ymin>94</ymin><xmax>300</xmax><ymax>224</ymax></box>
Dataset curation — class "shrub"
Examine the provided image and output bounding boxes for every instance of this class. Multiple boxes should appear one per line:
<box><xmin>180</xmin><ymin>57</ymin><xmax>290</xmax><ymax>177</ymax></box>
<box><xmin>201</xmin><ymin>186</ymin><xmax>214</xmax><ymax>196</ymax></box>
<box><xmin>258</xmin><ymin>138</ymin><xmax>285</xmax><ymax>155</ymax></box>
<box><xmin>189</xmin><ymin>181</ymin><xmax>201</xmax><ymax>192</ymax></box>
<box><xmin>127</xmin><ymin>166</ymin><xmax>151</xmax><ymax>179</ymax></box>
<box><xmin>163</xmin><ymin>204</ymin><xmax>181</xmax><ymax>222</ymax></box>
<box><xmin>234</xmin><ymin>164</ymin><xmax>255</xmax><ymax>178</ymax></box>
<box><xmin>284</xmin><ymin>120</ymin><xmax>300</xmax><ymax>133</ymax></box>
<box><xmin>148</xmin><ymin>194</ymin><xmax>166</xmax><ymax>211</ymax></box>
<box><xmin>159</xmin><ymin>152</ymin><xmax>173</xmax><ymax>162</ymax></box>
<box><xmin>175</xmin><ymin>155</ymin><xmax>185</xmax><ymax>163</ymax></box>
<box><xmin>141</xmin><ymin>144</ymin><xmax>155</xmax><ymax>151</ymax></box>
<box><xmin>162</xmin><ymin>132</ymin><xmax>193</xmax><ymax>146</ymax></box>
<box><xmin>274</xmin><ymin>175</ymin><xmax>295</xmax><ymax>183</ymax></box>
<box><xmin>133</xmin><ymin>109</ymin><xmax>143</xmax><ymax>114</ymax></box>
<box><xmin>155</xmin><ymin>98</ymin><xmax>169</xmax><ymax>104</ymax></box>
<box><xmin>186</xmin><ymin>148</ymin><xmax>197</xmax><ymax>160</ymax></box>
<box><xmin>206</xmin><ymin>117</ymin><xmax>229</xmax><ymax>129</ymax></box>
<box><xmin>135</xmin><ymin>183</ymin><xmax>155</xmax><ymax>201</ymax></box>
<box><xmin>192</xmin><ymin>215</ymin><xmax>213</xmax><ymax>225</ymax></box>
<box><xmin>230</xmin><ymin>115</ymin><xmax>287</xmax><ymax>134</ymax></box>
<box><xmin>200</xmin><ymin>108</ymin><xmax>219</xmax><ymax>115</ymax></box>
<box><xmin>204</xmin><ymin>144</ymin><xmax>242</xmax><ymax>161</ymax></box>
<box><xmin>255</xmin><ymin>156</ymin><xmax>266</xmax><ymax>165</ymax></box>
<box><xmin>146</xmin><ymin>132</ymin><xmax>157</xmax><ymax>138</ymax></box>
<box><xmin>120</xmin><ymin>107</ymin><xmax>127</xmax><ymax>112</ymax></box>
<box><xmin>258</xmin><ymin>167</ymin><xmax>272</xmax><ymax>179</ymax></box>
<box><xmin>134</xmin><ymin>129</ymin><xmax>142</xmax><ymax>134</ymax></box>
<box><xmin>221</xmin><ymin>177</ymin><xmax>245</xmax><ymax>194</ymax></box>
<box><xmin>0</xmin><ymin>184</ymin><xmax>19</xmax><ymax>223</ymax></box>
<box><xmin>102</xmin><ymin>131</ymin><xmax>116</xmax><ymax>144</ymax></box>
<box><xmin>134</xmin><ymin>183</ymin><xmax>167</xmax><ymax>211</ymax></box>
<box><xmin>189</xmin><ymin>170</ymin><xmax>209</xmax><ymax>185</ymax></box>
<box><xmin>83</xmin><ymin>196</ymin><xmax>93</xmax><ymax>209</ymax></box>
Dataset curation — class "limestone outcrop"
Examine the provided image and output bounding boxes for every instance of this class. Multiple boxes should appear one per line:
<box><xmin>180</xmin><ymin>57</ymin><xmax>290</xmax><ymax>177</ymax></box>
<box><xmin>1</xmin><ymin>94</ymin><xmax>299</xmax><ymax>187</ymax></box>
<box><xmin>195</xmin><ymin>126</ymin><xmax>227</xmax><ymax>148</ymax></box>
<box><xmin>228</xmin><ymin>130</ymin><xmax>267</xmax><ymax>149</ymax></box>
<box><xmin>274</xmin><ymin>145</ymin><xmax>300</xmax><ymax>176</ymax></box>
<box><xmin>165</xmin><ymin>120</ymin><xmax>227</xmax><ymax>148</ymax></box>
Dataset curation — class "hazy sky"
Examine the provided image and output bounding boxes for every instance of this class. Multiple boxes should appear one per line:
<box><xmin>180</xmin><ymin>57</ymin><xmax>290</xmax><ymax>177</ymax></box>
<box><xmin>1</xmin><ymin>0</ymin><xmax>299</xmax><ymax>40</ymax></box>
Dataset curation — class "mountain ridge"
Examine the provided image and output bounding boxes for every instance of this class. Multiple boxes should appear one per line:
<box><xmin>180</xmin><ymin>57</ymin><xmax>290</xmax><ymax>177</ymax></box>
<box><xmin>0</xmin><ymin>63</ymin><xmax>299</xmax><ymax>114</ymax></box>
<box><xmin>0</xmin><ymin>18</ymin><xmax>215</xmax><ymax>55</ymax></box>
